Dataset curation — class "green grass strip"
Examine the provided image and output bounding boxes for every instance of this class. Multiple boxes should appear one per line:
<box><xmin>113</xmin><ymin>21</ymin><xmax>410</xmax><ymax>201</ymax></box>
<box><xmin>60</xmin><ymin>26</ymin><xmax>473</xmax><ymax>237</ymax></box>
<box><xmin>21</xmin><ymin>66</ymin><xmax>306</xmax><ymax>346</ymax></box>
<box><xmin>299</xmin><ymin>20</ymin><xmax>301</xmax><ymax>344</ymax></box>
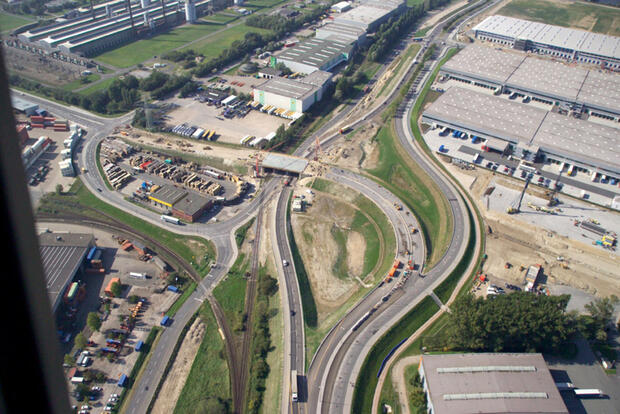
<box><xmin>166</xmin><ymin>282</ymin><xmax>198</xmax><ymax>317</ymax></box>
<box><xmin>351</xmin><ymin>296</ymin><xmax>439</xmax><ymax>413</ymax></box>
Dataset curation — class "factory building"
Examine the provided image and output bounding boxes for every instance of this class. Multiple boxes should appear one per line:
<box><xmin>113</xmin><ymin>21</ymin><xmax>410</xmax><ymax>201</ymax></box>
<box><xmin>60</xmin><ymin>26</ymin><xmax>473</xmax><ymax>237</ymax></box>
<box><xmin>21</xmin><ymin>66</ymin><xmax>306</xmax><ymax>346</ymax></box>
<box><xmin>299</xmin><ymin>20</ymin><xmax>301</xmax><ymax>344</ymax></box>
<box><xmin>274</xmin><ymin>37</ymin><xmax>354</xmax><ymax>74</ymax></box>
<box><xmin>15</xmin><ymin>0</ymin><xmax>211</xmax><ymax>57</ymax></box>
<box><xmin>12</xmin><ymin>95</ymin><xmax>39</xmax><ymax>116</ymax></box>
<box><xmin>473</xmin><ymin>15</ymin><xmax>620</xmax><ymax>69</ymax></box>
<box><xmin>440</xmin><ymin>45</ymin><xmax>620</xmax><ymax>120</ymax></box>
<box><xmin>39</xmin><ymin>232</ymin><xmax>95</xmax><ymax>313</ymax></box>
<box><xmin>148</xmin><ymin>184</ymin><xmax>212</xmax><ymax>222</ymax></box>
<box><xmin>253</xmin><ymin>70</ymin><xmax>332</xmax><ymax>114</ymax></box>
<box><xmin>331</xmin><ymin>1</ymin><xmax>351</xmax><ymax>13</ymax></box>
<box><xmin>332</xmin><ymin>0</ymin><xmax>406</xmax><ymax>32</ymax></box>
<box><xmin>422</xmin><ymin>87</ymin><xmax>620</xmax><ymax>177</ymax></box>
<box><xmin>418</xmin><ymin>353</ymin><xmax>569</xmax><ymax>414</ymax></box>
<box><xmin>315</xmin><ymin>22</ymin><xmax>366</xmax><ymax>44</ymax></box>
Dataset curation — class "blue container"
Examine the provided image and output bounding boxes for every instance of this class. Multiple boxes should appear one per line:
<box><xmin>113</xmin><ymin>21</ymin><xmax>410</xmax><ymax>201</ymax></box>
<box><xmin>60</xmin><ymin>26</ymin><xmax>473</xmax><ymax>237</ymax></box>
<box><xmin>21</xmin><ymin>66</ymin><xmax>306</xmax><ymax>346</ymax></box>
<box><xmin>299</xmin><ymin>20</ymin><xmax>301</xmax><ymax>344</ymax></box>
<box><xmin>135</xmin><ymin>340</ymin><xmax>144</xmax><ymax>352</ymax></box>
<box><xmin>118</xmin><ymin>374</ymin><xmax>128</xmax><ymax>387</ymax></box>
<box><xmin>167</xmin><ymin>285</ymin><xmax>179</xmax><ymax>293</ymax></box>
<box><xmin>161</xmin><ymin>315</ymin><xmax>170</xmax><ymax>326</ymax></box>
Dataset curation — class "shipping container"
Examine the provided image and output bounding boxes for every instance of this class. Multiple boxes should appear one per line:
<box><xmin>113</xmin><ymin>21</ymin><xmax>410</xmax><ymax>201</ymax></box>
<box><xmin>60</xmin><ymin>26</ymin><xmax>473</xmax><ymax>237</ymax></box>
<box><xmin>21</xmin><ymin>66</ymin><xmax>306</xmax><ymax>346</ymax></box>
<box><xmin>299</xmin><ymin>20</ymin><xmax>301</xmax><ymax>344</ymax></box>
<box><xmin>118</xmin><ymin>374</ymin><xmax>128</xmax><ymax>387</ymax></box>
<box><xmin>167</xmin><ymin>285</ymin><xmax>179</xmax><ymax>293</ymax></box>
<box><xmin>388</xmin><ymin>267</ymin><xmax>396</xmax><ymax>277</ymax></box>
<box><xmin>135</xmin><ymin>340</ymin><xmax>144</xmax><ymax>352</ymax></box>
<box><xmin>129</xmin><ymin>272</ymin><xmax>146</xmax><ymax>280</ymax></box>
<box><xmin>160</xmin><ymin>315</ymin><xmax>170</xmax><ymax>326</ymax></box>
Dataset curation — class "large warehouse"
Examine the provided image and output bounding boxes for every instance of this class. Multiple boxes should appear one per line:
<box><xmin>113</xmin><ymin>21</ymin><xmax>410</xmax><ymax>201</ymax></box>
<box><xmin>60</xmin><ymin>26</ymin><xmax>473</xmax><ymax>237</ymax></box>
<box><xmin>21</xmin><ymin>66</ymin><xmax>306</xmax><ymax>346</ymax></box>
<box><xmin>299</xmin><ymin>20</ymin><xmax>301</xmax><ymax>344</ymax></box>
<box><xmin>332</xmin><ymin>0</ymin><xmax>406</xmax><ymax>32</ymax></box>
<box><xmin>418</xmin><ymin>353</ymin><xmax>569</xmax><ymax>414</ymax></box>
<box><xmin>39</xmin><ymin>232</ymin><xmax>95</xmax><ymax>312</ymax></box>
<box><xmin>472</xmin><ymin>15</ymin><xmax>620</xmax><ymax>69</ymax></box>
<box><xmin>274</xmin><ymin>37</ymin><xmax>354</xmax><ymax>74</ymax></box>
<box><xmin>422</xmin><ymin>87</ymin><xmax>620</xmax><ymax>176</ymax></box>
<box><xmin>440</xmin><ymin>45</ymin><xmax>620</xmax><ymax>120</ymax></box>
<box><xmin>14</xmin><ymin>0</ymin><xmax>210</xmax><ymax>57</ymax></box>
<box><xmin>253</xmin><ymin>70</ymin><xmax>332</xmax><ymax>113</ymax></box>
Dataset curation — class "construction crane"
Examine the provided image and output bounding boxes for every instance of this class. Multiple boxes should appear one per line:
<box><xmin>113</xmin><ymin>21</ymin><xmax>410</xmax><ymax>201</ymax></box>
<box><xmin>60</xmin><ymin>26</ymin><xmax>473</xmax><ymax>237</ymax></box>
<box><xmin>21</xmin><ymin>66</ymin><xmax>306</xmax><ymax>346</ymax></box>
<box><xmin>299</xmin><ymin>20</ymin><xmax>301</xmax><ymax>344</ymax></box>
<box><xmin>547</xmin><ymin>168</ymin><xmax>563</xmax><ymax>207</ymax></box>
<box><xmin>507</xmin><ymin>174</ymin><xmax>531</xmax><ymax>214</ymax></box>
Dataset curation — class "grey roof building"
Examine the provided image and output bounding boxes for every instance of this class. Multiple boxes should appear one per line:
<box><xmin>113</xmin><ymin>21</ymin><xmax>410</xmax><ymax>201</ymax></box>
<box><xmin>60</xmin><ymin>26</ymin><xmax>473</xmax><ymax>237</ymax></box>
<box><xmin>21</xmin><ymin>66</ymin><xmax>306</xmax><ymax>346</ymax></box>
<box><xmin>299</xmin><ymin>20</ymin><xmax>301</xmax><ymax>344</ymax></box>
<box><xmin>261</xmin><ymin>153</ymin><xmax>308</xmax><ymax>175</ymax></box>
<box><xmin>473</xmin><ymin>15</ymin><xmax>620</xmax><ymax>69</ymax></box>
<box><xmin>419</xmin><ymin>353</ymin><xmax>569</xmax><ymax>414</ymax></box>
<box><xmin>39</xmin><ymin>232</ymin><xmax>94</xmax><ymax>312</ymax></box>
<box><xmin>440</xmin><ymin>45</ymin><xmax>620</xmax><ymax>118</ymax></box>
<box><xmin>422</xmin><ymin>86</ymin><xmax>620</xmax><ymax>175</ymax></box>
<box><xmin>275</xmin><ymin>37</ymin><xmax>354</xmax><ymax>74</ymax></box>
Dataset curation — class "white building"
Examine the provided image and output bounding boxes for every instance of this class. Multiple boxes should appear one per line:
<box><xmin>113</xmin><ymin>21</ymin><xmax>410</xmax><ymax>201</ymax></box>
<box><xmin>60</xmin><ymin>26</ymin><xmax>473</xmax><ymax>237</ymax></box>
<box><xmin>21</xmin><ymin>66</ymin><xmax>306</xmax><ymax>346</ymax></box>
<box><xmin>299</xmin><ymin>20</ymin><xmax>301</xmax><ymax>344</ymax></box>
<box><xmin>253</xmin><ymin>71</ymin><xmax>332</xmax><ymax>114</ymax></box>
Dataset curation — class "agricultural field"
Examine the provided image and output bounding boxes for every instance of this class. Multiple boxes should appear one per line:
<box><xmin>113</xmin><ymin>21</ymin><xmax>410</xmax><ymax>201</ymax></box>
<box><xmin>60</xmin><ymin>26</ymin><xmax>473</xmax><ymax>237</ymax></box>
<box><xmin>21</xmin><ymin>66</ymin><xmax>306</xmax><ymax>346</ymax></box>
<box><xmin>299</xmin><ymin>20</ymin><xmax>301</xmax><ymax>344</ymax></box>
<box><xmin>179</xmin><ymin>24</ymin><xmax>272</xmax><ymax>61</ymax></box>
<box><xmin>0</xmin><ymin>12</ymin><xmax>33</xmax><ymax>33</ymax></box>
<box><xmin>94</xmin><ymin>23</ymin><xmax>223</xmax><ymax>68</ymax></box>
<box><xmin>498</xmin><ymin>0</ymin><xmax>620</xmax><ymax>36</ymax></box>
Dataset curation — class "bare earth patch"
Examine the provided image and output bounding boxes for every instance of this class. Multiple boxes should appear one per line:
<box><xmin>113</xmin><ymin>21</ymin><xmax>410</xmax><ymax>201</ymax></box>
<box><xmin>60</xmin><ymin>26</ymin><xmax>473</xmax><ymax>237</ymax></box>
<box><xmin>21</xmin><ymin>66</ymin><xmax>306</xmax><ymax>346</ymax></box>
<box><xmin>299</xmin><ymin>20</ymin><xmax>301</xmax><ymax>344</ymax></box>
<box><xmin>151</xmin><ymin>318</ymin><xmax>206</xmax><ymax>414</ymax></box>
<box><xmin>346</xmin><ymin>231</ymin><xmax>366</xmax><ymax>278</ymax></box>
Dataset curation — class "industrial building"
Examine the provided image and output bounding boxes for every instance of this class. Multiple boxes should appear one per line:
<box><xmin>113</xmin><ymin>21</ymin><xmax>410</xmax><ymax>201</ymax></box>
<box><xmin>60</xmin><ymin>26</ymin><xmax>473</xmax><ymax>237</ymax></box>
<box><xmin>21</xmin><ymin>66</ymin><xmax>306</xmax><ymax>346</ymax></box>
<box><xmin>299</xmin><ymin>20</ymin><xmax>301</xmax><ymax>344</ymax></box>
<box><xmin>421</xmin><ymin>87</ymin><xmax>620</xmax><ymax>176</ymax></box>
<box><xmin>331</xmin><ymin>1</ymin><xmax>351</xmax><ymax>13</ymax></box>
<box><xmin>472</xmin><ymin>15</ymin><xmax>620</xmax><ymax>69</ymax></box>
<box><xmin>12</xmin><ymin>95</ymin><xmax>39</xmax><ymax>116</ymax></box>
<box><xmin>332</xmin><ymin>0</ymin><xmax>405</xmax><ymax>32</ymax></box>
<box><xmin>274</xmin><ymin>37</ymin><xmax>354</xmax><ymax>74</ymax></box>
<box><xmin>148</xmin><ymin>184</ymin><xmax>212</xmax><ymax>222</ymax></box>
<box><xmin>39</xmin><ymin>232</ymin><xmax>95</xmax><ymax>312</ymax></box>
<box><xmin>315</xmin><ymin>22</ymin><xmax>367</xmax><ymax>44</ymax></box>
<box><xmin>418</xmin><ymin>353</ymin><xmax>569</xmax><ymax>414</ymax></box>
<box><xmin>14</xmin><ymin>0</ymin><xmax>210</xmax><ymax>57</ymax></box>
<box><xmin>253</xmin><ymin>70</ymin><xmax>332</xmax><ymax>114</ymax></box>
<box><xmin>440</xmin><ymin>45</ymin><xmax>620</xmax><ymax>120</ymax></box>
<box><xmin>261</xmin><ymin>153</ymin><xmax>308</xmax><ymax>176</ymax></box>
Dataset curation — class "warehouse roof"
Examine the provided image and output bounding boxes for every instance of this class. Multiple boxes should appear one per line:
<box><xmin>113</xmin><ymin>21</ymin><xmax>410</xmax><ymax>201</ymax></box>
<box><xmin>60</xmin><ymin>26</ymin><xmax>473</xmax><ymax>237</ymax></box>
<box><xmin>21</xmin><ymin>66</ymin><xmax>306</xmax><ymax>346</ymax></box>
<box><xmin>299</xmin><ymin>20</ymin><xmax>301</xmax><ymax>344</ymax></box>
<box><xmin>441</xmin><ymin>45</ymin><xmax>620</xmax><ymax>114</ymax></box>
<box><xmin>255</xmin><ymin>77</ymin><xmax>318</xmax><ymax>100</ymax></box>
<box><xmin>423</xmin><ymin>87</ymin><xmax>620</xmax><ymax>174</ymax></box>
<box><xmin>149</xmin><ymin>184</ymin><xmax>187</xmax><ymax>206</ymax></box>
<box><xmin>262</xmin><ymin>153</ymin><xmax>308</xmax><ymax>174</ymax></box>
<box><xmin>39</xmin><ymin>232</ymin><xmax>94</xmax><ymax>312</ymax></box>
<box><xmin>316</xmin><ymin>21</ymin><xmax>366</xmax><ymax>40</ymax></box>
<box><xmin>277</xmin><ymin>37</ymin><xmax>353</xmax><ymax>70</ymax></box>
<box><xmin>172</xmin><ymin>192</ymin><xmax>212</xmax><ymax>216</ymax></box>
<box><xmin>441</xmin><ymin>45</ymin><xmax>525</xmax><ymax>84</ymax></box>
<box><xmin>299</xmin><ymin>70</ymin><xmax>332</xmax><ymax>87</ymax></box>
<box><xmin>333</xmin><ymin>5</ymin><xmax>393</xmax><ymax>28</ymax></box>
<box><xmin>12</xmin><ymin>95</ymin><xmax>39</xmax><ymax>111</ymax></box>
<box><xmin>420</xmin><ymin>353</ymin><xmax>568</xmax><ymax>414</ymax></box>
<box><xmin>422</xmin><ymin>86</ymin><xmax>546</xmax><ymax>143</ymax></box>
<box><xmin>473</xmin><ymin>15</ymin><xmax>620</xmax><ymax>60</ymax></box>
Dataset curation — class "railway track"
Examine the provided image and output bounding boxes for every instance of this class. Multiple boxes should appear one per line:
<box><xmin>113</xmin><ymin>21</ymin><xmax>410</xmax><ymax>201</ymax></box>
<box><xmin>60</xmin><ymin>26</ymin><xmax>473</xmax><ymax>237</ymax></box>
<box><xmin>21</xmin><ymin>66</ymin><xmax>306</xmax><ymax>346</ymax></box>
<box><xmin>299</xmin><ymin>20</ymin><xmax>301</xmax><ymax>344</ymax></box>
<box><xmin>233</xmin><ymin>209</ymin><xmax>263</xmax><ymax>413</ymax></box>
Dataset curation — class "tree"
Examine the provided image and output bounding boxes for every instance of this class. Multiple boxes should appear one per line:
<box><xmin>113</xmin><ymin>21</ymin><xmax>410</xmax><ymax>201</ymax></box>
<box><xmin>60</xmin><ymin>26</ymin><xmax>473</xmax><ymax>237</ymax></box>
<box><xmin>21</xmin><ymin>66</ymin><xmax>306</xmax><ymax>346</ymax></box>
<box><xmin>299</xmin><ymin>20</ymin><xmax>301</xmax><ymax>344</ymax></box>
<box><xmin>585</xmin><ymin>295</ymin><xmax>618</xmax><ymax>328</ymax></box>
<box><xmin>55</xmin><ymin>184</ymin><xmax>63</xmax><ymax>195</ymax></box>
<box><xmin>64</xmin><ymin>354</ymin><xmax>75</xmax><ymax>367</ymax></box>
<box><xmin>128</xmin><ymin>295</ymin><xmax>139</xmax><ymax>304</ymax></box>
<box><xmin>74</xmin><ymin>332</ymin><xmax>87</xmax><ymax>349</ymax></box>
<box><xmin>110</xmin><ymin>281</ymin><xmax>122</xmax><ymax>298</ymax></box>
<box><xmin>87</xmin><ymin>312</ymin><xmax>101</xmax><ymax>332</ymax></box>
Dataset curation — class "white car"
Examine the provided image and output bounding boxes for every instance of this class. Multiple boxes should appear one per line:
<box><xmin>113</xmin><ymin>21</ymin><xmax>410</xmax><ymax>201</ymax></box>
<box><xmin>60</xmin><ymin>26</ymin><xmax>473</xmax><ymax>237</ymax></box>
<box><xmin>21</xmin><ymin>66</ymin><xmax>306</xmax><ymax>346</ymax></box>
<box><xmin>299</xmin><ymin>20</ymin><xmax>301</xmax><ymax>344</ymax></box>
<box><xmin>282</xmin><ymin>260</ymin><xmax>288</xmax><ymax>267</ymax></box>
<box><xmin>111</xmin><ymin>394</ymin><xmax>120</xmax><ymax>398</ymax></box>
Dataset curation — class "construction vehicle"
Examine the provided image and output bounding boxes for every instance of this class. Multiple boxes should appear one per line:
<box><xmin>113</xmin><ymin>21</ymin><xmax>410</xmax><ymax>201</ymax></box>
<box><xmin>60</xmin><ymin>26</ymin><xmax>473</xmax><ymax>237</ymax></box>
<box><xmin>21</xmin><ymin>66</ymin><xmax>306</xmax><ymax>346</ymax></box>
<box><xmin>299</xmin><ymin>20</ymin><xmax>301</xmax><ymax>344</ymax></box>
<box><xmin>507</xmin><ymin>174</ymin><xmax>531</xmax><ymax>214</ymax></box>
<box><xmin>411</xmin><ymin>227</ymin><xmax>417</xmax><ymax>234</ymax></box>
<box><xmin>394</xmin><ymin>202</ymin><xmax>402</xmax><ymax>210</ymax></box>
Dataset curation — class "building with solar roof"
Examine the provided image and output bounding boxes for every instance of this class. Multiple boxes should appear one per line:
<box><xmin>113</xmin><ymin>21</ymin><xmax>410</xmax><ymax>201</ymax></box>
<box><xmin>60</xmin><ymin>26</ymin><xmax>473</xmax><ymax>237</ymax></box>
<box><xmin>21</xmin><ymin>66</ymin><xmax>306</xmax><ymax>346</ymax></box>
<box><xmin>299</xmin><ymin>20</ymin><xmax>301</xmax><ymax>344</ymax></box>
<box><xmin>418</xmin><ymin>353</ymin><xmax>569</xmax><ymax>414</ymax></box>
<box><xmin>422</xmin><ymin>87</ymin><xmax>620</xmax><ymax>176</ymax></box>
<box><xmin>439</xmin><ymin>45</ymin><xmax>620</xmax><ymax>120</ymax></box>
<box><xmin>472</xmin><ymin>15</ymin><xmax>620</xmax><ymax>69</ymax></box>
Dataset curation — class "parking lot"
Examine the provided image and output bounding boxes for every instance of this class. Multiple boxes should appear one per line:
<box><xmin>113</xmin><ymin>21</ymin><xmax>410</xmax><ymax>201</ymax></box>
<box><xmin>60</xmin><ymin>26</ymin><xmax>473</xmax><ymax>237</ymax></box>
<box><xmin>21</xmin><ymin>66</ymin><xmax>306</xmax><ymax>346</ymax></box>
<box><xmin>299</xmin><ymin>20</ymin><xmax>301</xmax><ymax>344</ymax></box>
<box><xmin>164</xmin><ymin>95</ymin><xmax>289</xmax><ymax>145</ymax></box>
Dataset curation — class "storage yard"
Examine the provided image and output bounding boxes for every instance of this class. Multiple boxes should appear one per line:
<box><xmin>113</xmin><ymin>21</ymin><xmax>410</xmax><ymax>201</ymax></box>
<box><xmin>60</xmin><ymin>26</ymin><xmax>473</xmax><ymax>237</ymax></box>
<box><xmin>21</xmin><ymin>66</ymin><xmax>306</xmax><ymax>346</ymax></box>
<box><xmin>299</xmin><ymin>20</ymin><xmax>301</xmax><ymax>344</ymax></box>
<box><xmin>37</xmin><ymin>222</ymin><xmax>184</xmax><ymax>410</ymax></box>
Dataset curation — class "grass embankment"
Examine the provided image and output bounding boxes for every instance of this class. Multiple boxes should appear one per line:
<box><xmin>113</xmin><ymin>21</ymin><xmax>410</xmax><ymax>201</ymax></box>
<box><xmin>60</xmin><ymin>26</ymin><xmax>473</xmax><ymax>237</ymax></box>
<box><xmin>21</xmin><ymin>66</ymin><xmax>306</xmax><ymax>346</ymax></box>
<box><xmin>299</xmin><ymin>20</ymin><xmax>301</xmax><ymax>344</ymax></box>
<box><xmin>77</xmin><ymin>77</ymin><xmax>118</xmax><ymax>96</ymax></box>
<box><xmin>235</xmin><ymin>217</ymin><xmax>256</xmax><ymax>248</ymax></box>
<box><xmin>38</xmin><ymin>179</ymin><xmax>215</xmax><ymax>277</ymax></box>
<box><xmin>114</xmin><ymin>327</ymin><xmax>161</xmax><ymax>413</ymax></box>
<box><xmin>213</xmin><ymin>253</ymin><xmax>249</xmax><ymax>334</ymax></box>
<box><xmin>262</xmin><ymin>272</ymin><xmax>283</xmax><ymax>414</ymax></box>
<box><xmin>498</xmin><ymin>0</ymin><xmax>620</xmax><ymax>36</ymax></box>
<box><xmin>202</xmin><ymin>12</ymin><xmax>240</xmax><ymax>25</ymax></box>
<box><xmin>367</xmin><ymin>124</ymin><xmax>453</xmax><ymax>270</ymax></box>
<box><xmin>166</xmin><ymin>281</ymin><xmax>198</xmax><ymax>317</ymax></box>
<box><xmin>60</xmin><ymin>73</ymin><xmax>101</xmax><ymax>92</ymax></box>
<box><xmin>173</xmin><ymin>302</ymin><xmax>231</xmax><ymax>413</ymax></box>
<box><xmin>352</xmin><ymin>296</ymin><xmax>440</xmax><ymax>413</ymax></box>
<box><xmin>95</xmin><ymin>24</ymin><xmax>223</xmax><ymax>68</ymax></box>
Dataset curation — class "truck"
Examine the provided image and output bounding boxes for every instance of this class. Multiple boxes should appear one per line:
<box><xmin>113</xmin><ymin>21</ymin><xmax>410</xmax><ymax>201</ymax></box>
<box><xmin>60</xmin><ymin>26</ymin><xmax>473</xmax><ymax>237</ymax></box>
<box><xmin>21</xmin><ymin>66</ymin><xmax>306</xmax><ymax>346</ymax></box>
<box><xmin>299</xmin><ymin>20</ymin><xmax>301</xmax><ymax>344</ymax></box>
<box><xmin>167</xmin><ymin>285</ymin><xmax>179</xmax><ymax>293</ymax></box>
<box><xmin>160</xmin><ymin>315</ymin><xmax>170</xmax><ymax>326</ymax></box>
<box><xmin>135</xmin><ymin>340</ymin><xmax>144</xmax><ymax>352</ymax></box>
<box><xmin>161</xmin><ymin>215</ymin><xmax>180</xmax><ymax>225</ymax></box>
<box><xmin>117</xmin><ymin>374</ymin><xmax>128</xmax><ymax>387</ymax></box>
<box><xmin>129</xmin><ymin>272</ymin><xmax>146</xmax><ymax>280</ymax></box>
<box><xmin>291</xmin><ymin>370</ymin><xmax>298</xmax><ymax>402</ymax></box>
<box><xmin>555</xmin><ymin>382</ymin><xmax>574</xmax><ymax>391</ymax></box>
<box><xmin>591</xmin><ymin>171</ymin><xmax>598</xmax><ymax>182</ymax></box>
<box><xmin>574</xmin><ymin>389</ymin><xmax>603</xmax><ymax>398</ymax></box>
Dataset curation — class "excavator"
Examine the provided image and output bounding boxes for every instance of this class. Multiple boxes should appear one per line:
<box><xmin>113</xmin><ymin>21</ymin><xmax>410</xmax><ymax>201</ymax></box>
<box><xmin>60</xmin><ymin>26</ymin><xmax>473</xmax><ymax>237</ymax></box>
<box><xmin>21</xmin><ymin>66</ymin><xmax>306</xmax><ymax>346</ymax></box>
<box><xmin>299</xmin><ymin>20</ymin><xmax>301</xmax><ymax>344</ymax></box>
<box><xmin>507</xmin><ymin>174</ymin><xmax>531</xmax><ymax>214</ymax></box>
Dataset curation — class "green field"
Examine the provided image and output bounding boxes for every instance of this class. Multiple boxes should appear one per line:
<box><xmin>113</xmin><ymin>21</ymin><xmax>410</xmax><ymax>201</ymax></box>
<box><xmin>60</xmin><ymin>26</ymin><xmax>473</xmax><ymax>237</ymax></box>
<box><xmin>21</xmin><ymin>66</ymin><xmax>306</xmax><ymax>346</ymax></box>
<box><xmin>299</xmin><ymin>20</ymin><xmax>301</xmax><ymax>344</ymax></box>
<box><xmin>180</xmin><ymin>24</ymin><xmax>272</xmax><ymax>61</ymax></box>
<box><xmin>201</xmin><ymin>12</ymin><xmax>239</xmax><ymax>24</ymax></box>
<box><xmin>77</xmin><ymin>76</ymin><xmax>118</xmax><ymax>95</ymax></box>
<box><xmin>0</xmin><ymin>12</ymin><xmax>33</xmax><ymax>33</ymax></box>
<box><xmin>95</xmin><ymin>23</ymin><xmax>223</xmax><ymax>68</ymax></box>
<box><xmin>498</xmin><ymin>0</ymin><xmax>620</xmax><ymax>36</ymax></box>
<box><xmin>60</xmin><ymin>73</ymin><xmax>101</xmax><ymax>92</ymax></box>
<box><xmin>173</xmin><ymin>302</ymin><xmax>231</xmax><ymax>413</ymax></box>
